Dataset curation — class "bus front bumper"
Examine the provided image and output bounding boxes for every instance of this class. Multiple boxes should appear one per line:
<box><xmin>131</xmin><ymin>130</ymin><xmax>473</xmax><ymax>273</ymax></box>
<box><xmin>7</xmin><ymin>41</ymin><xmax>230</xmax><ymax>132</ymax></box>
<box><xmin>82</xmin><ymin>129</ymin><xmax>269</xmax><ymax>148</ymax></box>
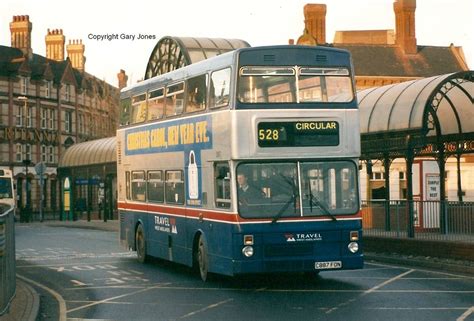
<box><xmin>232</xmin><ymin>255</ymin><xmax>364</xmax><ymax>275</ymax></box>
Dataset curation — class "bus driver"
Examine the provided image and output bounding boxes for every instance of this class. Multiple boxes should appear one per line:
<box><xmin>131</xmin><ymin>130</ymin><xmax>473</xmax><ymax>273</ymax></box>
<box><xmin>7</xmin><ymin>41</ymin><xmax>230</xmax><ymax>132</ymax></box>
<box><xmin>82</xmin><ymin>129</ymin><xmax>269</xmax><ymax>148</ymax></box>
<box><xmin>237</xmin><ymin>173</ymin><xmax>264</xmax><ymax>212</ymax></box>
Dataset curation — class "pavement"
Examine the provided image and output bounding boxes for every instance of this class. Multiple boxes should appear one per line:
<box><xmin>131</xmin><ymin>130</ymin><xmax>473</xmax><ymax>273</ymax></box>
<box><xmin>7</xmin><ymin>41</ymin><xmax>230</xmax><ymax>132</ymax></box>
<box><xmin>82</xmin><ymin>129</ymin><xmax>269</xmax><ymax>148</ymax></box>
<box><xmin>0</xmin><ymin>279</ymin><xmax>39</xmax><ymax>321</ymax></box>
<box><xmin>2</xmin><ymin>219</ymin><xmax>473</xmax><ymax>321</ymax></box>
<box><xmin>1</xmin><ymin>220</ymin><xmax>118</xmax><ymax>321</ymax></box>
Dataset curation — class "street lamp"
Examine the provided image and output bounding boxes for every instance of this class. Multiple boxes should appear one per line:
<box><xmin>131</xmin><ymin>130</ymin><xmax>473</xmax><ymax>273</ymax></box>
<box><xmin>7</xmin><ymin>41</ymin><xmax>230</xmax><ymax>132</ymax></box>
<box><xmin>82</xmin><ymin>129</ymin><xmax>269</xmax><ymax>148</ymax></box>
<box><xmin>18</xmin><ymin>96</ymin><xmax>31</xmax><ymax>222</ymax></box>
<box><xmin>22</xmin><ymin>159</ymin><xmax>31</xmax><ymax>222</ymax></box>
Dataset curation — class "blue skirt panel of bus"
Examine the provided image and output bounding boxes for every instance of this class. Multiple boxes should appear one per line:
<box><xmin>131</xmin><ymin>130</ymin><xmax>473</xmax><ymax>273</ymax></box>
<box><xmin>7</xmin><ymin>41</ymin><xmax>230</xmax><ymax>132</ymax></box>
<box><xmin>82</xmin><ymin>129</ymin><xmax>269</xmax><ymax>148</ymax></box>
<box><xmin>120</xmin><ymin>209</ymin><xmax>363</xmax><ymax>276</ymax></box>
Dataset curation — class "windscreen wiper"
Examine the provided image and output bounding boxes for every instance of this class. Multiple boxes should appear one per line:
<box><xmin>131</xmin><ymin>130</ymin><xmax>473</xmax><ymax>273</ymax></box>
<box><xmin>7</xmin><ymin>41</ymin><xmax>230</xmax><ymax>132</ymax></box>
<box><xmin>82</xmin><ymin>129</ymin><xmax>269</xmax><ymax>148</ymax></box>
<box><xmin>272</xmin><ymin>196</ymin><xmax>295</xmax><ymax>223</ymax></box>
<box><xmin>309</xmin><ymin>191</ymin><xmax>337</xmax><ymax>221</ymax></box>
<box><xmin>272</xmin><ymin>174</ymin><xmax>298</xmax><ymax>223</ymax></box>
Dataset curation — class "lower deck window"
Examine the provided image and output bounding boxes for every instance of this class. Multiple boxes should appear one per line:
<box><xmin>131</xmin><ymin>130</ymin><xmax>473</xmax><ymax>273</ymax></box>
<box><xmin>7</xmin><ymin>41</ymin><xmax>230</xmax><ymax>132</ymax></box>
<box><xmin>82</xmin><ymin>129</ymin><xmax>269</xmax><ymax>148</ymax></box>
<box><xmin>131</xmin><ymin>171</ymin><xmax>146</xmax><ymax>201</ymax></box>
<box><xmin>165</xmin><ymin>170</ymin><xmax>184</xmax><ymax>204</ymax></box>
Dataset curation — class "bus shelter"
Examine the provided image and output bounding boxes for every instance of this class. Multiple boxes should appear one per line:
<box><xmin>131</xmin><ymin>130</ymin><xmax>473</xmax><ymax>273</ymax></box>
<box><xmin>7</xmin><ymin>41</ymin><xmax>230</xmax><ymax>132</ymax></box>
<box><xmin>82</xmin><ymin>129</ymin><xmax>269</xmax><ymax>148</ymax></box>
<box><xmin>144</xmin><ymin>36</ymin><xmax>250</xmax><ymax>79</ymax></box>
<box><xmin>57</xmin><ymin>137</ymin><xmax>117</xmax><ymax>221</ymax></box>
<box><xmin>358</xmin><ymin>70</ymin><xmax>474</xmax><ymax>237</ymax></box>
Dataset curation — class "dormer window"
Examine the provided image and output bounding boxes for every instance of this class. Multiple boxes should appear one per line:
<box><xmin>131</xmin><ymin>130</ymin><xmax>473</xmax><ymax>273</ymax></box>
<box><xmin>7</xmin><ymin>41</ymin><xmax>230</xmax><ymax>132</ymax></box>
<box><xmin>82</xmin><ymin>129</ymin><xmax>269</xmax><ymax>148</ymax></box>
<box><xmin>20</xmin><ymin>77</ymin><xmax>29</xmax><ymax>95</ymax></box>
<box><xmin>45</xmin><ymin>80</ymin><xmax>52</xmax><ymax>98</ymax></box>
<box><xmin>65</xmin><ymin>84</ymin><xmax>71</xmax><ymax>102</ymax></box>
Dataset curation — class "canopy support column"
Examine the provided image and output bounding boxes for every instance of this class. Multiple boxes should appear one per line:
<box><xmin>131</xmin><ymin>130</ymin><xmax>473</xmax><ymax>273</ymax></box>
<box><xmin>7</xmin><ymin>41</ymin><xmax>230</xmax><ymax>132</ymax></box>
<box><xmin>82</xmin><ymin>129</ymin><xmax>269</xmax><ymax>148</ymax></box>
<box><xmin>405</xmin><ymin>137</ymin><xmax>415</xmax><ymax>238</ymax></box>
<box><xmin>383</xmin><ymin>155</ymin><xmax>392</xmax><ymax>231</ymax></box>
<box><xmin>456</xmin><ymin>149</ymin><xmax>463</xmax><ymax>203</ymax></box>
<box><xmin>436</xmin><ymin>144</ymin><xmax>448</xmax><ymax>234</ymax></box>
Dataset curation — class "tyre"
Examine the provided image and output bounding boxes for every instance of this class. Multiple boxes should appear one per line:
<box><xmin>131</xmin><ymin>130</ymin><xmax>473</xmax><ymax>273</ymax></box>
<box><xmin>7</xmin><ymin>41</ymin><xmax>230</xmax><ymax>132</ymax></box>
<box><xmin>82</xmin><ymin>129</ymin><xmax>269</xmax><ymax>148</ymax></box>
<box><xmin>197</xmin><ymin>235</ymin><xmax>209</xmax><ymax>282</ymax></box>
<box><xmin>135</xmin><ymin>224</ymin><xmax>148</xmax><ymax>263</ymax></box>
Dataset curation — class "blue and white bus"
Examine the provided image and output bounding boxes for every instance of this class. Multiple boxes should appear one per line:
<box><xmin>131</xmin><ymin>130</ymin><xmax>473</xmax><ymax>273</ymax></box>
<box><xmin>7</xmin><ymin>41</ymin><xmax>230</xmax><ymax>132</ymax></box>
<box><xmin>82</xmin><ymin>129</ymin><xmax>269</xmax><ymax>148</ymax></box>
<box><xmin>117</xmin><ymin>45</ymin><xmax>362</xmax><ymax>281</ymax></box>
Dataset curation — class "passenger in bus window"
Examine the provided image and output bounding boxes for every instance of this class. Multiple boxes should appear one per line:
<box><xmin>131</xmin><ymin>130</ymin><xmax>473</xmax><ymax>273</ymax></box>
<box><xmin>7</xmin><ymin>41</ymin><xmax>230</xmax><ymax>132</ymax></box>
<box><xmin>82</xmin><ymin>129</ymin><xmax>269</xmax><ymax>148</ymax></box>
<box><xmin>237</xmin><ymin>173</ymin><xmax>264</xmax><ymax>210</ymax></box>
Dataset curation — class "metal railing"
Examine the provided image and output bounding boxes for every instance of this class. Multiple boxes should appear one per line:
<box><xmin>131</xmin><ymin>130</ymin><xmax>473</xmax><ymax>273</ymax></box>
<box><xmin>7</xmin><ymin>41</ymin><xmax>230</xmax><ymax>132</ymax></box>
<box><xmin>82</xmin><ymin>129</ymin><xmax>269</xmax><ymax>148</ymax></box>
<box><xmin>0</xmin><ymin>204</ymin><xmax>16</xmax><ymax>316</ymax></box>
<box><xmin>362</xmin><ymin>200</ymin><xmax>474</xmax><ymax>242</ymax></box>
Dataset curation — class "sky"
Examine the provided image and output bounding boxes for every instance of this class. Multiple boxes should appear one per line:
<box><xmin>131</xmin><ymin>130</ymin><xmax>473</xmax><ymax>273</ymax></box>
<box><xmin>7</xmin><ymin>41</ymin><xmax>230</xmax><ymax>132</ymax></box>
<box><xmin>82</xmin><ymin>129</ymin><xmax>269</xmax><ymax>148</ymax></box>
<box><xmin>1</xmin><ymin>0</ymin><xmax>473</xmax><ymax>87</ymax></box>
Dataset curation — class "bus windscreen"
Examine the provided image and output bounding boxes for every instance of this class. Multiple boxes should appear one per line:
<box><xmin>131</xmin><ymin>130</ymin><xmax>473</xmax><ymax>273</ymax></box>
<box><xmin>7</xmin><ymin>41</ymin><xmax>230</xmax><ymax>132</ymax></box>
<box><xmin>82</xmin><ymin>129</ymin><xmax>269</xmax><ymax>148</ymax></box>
<box><xmin>238</xmin><ymin>66</ymin><xmax>353</xmax><ymax>104</ymax></box>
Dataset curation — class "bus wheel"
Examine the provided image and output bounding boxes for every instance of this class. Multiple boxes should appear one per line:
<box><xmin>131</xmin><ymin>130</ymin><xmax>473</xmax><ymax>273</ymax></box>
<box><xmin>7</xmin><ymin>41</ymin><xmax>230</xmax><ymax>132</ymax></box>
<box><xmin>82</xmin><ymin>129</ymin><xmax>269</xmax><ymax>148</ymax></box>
<box><xmin>135</xmin><ymin>224</ymin><xmax>148</xmax><ymax>263</ymax></box>
<box><xmin>197</xmin><ymin>235</ymin><xmax>209</xmax><ymax>282</ymax></box>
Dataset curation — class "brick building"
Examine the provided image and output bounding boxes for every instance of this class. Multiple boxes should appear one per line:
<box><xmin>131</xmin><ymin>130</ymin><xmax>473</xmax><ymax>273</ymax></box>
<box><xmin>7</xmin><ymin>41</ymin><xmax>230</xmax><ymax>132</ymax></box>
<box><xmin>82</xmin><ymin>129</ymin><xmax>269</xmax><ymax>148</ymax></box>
<box><xmin>293</xmin><ymin>0</ymin><xmax>470</xmax><ymax>89</ymax></box>
<box><xmin>0</xmin><ymin>15</ymin><xmax>126</xmax><ymax>219</ymax></box>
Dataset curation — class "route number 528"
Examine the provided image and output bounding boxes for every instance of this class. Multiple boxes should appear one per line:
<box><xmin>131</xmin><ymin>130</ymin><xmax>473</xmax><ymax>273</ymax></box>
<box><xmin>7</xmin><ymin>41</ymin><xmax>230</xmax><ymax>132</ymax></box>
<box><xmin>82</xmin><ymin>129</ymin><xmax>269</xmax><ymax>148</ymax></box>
<box><xmin>258</xmin><ymin>129</ymin><xmax>279</xmax><ymax>141</ymax></box>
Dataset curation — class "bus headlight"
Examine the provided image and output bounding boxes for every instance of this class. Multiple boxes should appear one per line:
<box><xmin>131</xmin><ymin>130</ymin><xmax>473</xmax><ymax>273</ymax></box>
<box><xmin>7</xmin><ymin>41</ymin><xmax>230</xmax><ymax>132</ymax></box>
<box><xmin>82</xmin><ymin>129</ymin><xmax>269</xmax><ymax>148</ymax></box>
<box><xmin>348</xmin><ymin>242</ymin><xmax>359</xmax><ymax>253</ymax></box>
<box><xmin>242</xmin><ymin>246</ymin><xmax>254</xmax><ymax>257</ymax></box>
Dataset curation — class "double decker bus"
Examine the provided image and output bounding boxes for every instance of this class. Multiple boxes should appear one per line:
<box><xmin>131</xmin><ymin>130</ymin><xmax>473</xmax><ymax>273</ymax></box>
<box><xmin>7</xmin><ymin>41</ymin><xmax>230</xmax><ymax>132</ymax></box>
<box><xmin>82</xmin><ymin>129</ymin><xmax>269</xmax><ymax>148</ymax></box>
<box><xmin>117</xmin><ymin>45</ymin><xmax>362</xmax><ymax>281</ymax></box>
<box><xmin>0</xmin><ymin>169</ymin><xmax>15</xmax><ymax>212</ymax></box>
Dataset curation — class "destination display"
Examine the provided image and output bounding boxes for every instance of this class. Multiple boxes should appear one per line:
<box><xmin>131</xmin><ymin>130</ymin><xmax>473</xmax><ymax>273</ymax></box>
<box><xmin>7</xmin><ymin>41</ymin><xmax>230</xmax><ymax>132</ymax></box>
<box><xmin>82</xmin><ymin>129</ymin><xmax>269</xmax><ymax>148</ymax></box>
<box><xmin>257</xmin><ymin>121</ymin><xmax>339</xmax><ymax>147</ymax></box>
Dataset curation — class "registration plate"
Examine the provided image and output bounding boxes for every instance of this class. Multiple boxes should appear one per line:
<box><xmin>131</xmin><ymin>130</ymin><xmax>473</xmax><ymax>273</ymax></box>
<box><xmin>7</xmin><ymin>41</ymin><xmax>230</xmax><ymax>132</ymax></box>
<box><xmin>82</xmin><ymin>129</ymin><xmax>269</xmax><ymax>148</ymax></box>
<box><xmin>314</xmin><ymin>261</ymin><xmax>342</xmax><ymax>270</ymax></box>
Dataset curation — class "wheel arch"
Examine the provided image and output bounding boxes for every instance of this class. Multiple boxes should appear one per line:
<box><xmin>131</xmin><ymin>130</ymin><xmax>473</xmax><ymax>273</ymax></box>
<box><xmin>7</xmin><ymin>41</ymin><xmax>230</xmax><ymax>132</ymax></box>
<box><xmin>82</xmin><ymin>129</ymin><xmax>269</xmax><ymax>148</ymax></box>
<box><xmin>192</xmin><ymin>229</ymin><xmax>206</xmax><ymax>268</ymax></box>
<box><xmin>133</xmin><ymin>218</ymin><xmax>146</xmax><ymax>251</ymax></box>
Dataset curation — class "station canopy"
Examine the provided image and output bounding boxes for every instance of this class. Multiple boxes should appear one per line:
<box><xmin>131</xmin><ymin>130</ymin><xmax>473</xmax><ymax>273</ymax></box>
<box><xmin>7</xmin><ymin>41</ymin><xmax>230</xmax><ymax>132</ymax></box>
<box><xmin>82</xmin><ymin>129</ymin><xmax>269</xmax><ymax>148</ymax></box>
<box><xmin>144</xmin><ymin>36</ymin><xmax>250</xmax><ymax>79</ymax></box>
<box><xmin>58</xmin><ymin>137</ymin><xmax>116</xmax><ymax>168</ymax></box>
<box><xmin>357</xmin><ymin>71</ymin><xmax>474</xmax><ymax>160</ymax></box>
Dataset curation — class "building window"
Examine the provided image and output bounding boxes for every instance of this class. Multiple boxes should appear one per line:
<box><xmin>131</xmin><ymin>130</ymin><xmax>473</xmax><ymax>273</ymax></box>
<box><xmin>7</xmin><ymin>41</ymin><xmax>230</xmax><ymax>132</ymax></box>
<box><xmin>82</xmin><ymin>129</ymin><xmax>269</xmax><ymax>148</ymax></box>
<box><xmin>24</xmin><ymin>144</ymin><xmax>32</xmax><ymax>161</ymax></box>
<box><xmin>15</xmin><ymin>105</ymin><xmax>24</xmax><ymax>127</ymax></box>
<box><xmin>399</xmin><ymin>171</ymin><xmax>406</xmax><ymax>180</ymax></box>
<box><xmin>26</xmin><ymin>106</ymin><xmax>33</xmax><ymax>128</ymax></box>
<box><xmin>65</xmin><ymin>84</ymin><xmax>71</xmax><ymax>102</ymax></box>
<box><xmin>78</xmin><ymin>114</ymin><xmax>84</xmax><ymax>134</ymax></box>
<box><xmin>15</xmin><ymin>144</ymin><xmax>22</xmax><ymax>162</ymax></box>
<box><xmin>65</xmin><ymin>111</ymin><xmax>72</xmax><ymax>133</ymax></box>
<box><xmin>41</xmin><ymin>145</ymin><xmax>47</xmax><ymax>162</ymax></box>
<box><xmin>41</xmin><ymin>108</ymin><xmax>48</xmax><ymax>129</ymax></box>
<box><xmin>89</xmin><ymin>115</ymin><xmax>93</xmax><ymax>135</ymax></box>
<box><xmin>45</xmin><ymin>81</ymin><xmax>52</xmax><ymax>98</ymax></box>
<box><xmin>20</xmin><ymin>77</ymin><xmax>28</xmax><ymax>95</ymax></box>
<box><xmin>48</xmin><ymin>146</ymin><xmax>55</xmax><ymax>163</ymax></box>
<box><xmin>370</xmin><ymin>172</ymin><xmax>385</xmax><ymax>180</ymax></box>
<box><xmin>49</xmin><ymin>109</ymin><xmax>56</xmax><ymax>130</ymax></box>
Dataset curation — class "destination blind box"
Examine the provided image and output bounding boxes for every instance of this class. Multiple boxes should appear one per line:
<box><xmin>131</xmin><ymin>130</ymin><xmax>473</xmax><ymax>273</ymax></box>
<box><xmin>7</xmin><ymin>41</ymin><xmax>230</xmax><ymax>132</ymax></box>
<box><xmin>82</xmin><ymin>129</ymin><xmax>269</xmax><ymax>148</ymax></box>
<box><xmin>257</xmin><ymin>121</ymin><xmax>339</xmax><ymax>147</ymax></box>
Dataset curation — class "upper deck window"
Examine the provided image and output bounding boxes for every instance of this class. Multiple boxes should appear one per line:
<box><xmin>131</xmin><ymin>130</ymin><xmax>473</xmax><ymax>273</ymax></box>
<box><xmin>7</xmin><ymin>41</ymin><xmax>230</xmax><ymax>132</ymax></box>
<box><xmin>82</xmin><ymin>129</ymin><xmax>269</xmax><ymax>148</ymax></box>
<box><xmin>148</xmin><ymin>88</ymin><xmax>164</xmax><ymax>121</ymax></box>
<box><xmin>237</xmin><ymin>66</ymin><xmax>353</xmax><ymax>104</ymax></box>
<box><xmin>131</xmin><ymin>94</ymin><xmax>147</xmax><ymax>123</ymax></box>
<box><xmin>210</xmin><ymin>68</ymin><xmax>231</xmax><ymax>109</ymax></box>
<box><xmin>186</xmin><ymin>75</ymin><xmax>207</xmax><ymax>113</ymax></box>
<box><xmin>165</xmin><ymin>82</ymin><xmax>185</xmax><ymax>117</ymax></box>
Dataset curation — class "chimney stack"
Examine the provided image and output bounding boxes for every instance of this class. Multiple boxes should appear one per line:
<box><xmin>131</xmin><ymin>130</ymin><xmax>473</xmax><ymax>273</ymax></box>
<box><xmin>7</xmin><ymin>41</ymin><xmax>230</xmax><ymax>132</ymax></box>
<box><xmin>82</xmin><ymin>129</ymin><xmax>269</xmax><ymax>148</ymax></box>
<box><xmin>66</xmin><ymin>39</ymin><xmax>85</xmax><ymax>71</ymax></box>
<box><xmin>303</xmin><ymin>4</ymin><xmax>326</xmax><ymax>45</ymax></box>
<box><xmin>117</xmin><ymin>69</ymin><xmax>128</xmax><ymax>90</ymax></box>
<box><xmin>394</xmin><ymin>0</ymin><xmax>417</xmax><ymax>54</ymax></box>
<box><xmin>45</xmin><ymin>29</ymin><xmax>65</xmax><ymax>61</ymax></box>
<box><xmin>10</xmin><ymin>15</ymin><xmax>33</xmax><ymax>59</ymax></box>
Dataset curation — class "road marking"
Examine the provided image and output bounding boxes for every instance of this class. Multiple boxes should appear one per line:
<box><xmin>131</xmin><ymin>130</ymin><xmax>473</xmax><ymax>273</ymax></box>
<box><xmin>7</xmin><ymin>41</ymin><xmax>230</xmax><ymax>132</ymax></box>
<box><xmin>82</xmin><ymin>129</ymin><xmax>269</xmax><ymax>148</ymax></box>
<box><xmin>63</xmin><ymin>284</ymin><xmax>474</xmax><ymax>294</ymax></box>
<box><xmin>66</xmin><ymin>285</ymin><xmax>147</xmax><ymax>290</ymax></box>
<box><xmin>66</xmin><ymin>283</ymin><xmax>171</xmax><ymax>313</ymax></box>
<box><xmin>17</xmin><ymin>273</ymin><xmax>67</xmax><ymax>321</ymax></box>
<box><xmin>16</xmin><ymin>261</ymin><xmax>125</xmax><ymax>268</ymax></box>
<box><xmin>364</xmin><ymin>269</ymin><xmax>415</xmax><ymax>294</ymax></box>
<box><xmin>16</xmin><ymin>252</ymin><xmax>135</xmax><ymax>261</ymax></box>
<box><xmin>67</xmin><ymin>319</ymin><xmax>115</xmax><ymax>321</ymax></box>
<box><xmin>457</xmin><ymin>306</ymin><xmax>474</xmax><ymax>321</ymax></box>
<box><xmin>366</xmin><ymin>307</ymin><xmax>471</xmax><ymax>311</ymax></box>
<box><xmin>178</xmin><ymin>298</ymin><xmax>234</xmax><ymax>319</ymax></box>
<box><xmin>366</xmin><ymin>262</ymin><xmax>474</xmax><ymax>279</ymax></box>
<box><xmin>325</xmin><ymin>269</ymin><xmax>415</xmax><ymax>314</ymax></box>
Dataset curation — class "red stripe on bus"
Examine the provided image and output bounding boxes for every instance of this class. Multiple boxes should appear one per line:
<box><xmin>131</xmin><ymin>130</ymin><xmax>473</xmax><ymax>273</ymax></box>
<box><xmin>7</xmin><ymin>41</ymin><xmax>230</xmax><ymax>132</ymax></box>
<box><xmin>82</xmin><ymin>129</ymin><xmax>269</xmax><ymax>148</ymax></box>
<box><xmin>118</xmin><ymin>201</ymin><xmax>362</xmax><ymax>224</ymax></box>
